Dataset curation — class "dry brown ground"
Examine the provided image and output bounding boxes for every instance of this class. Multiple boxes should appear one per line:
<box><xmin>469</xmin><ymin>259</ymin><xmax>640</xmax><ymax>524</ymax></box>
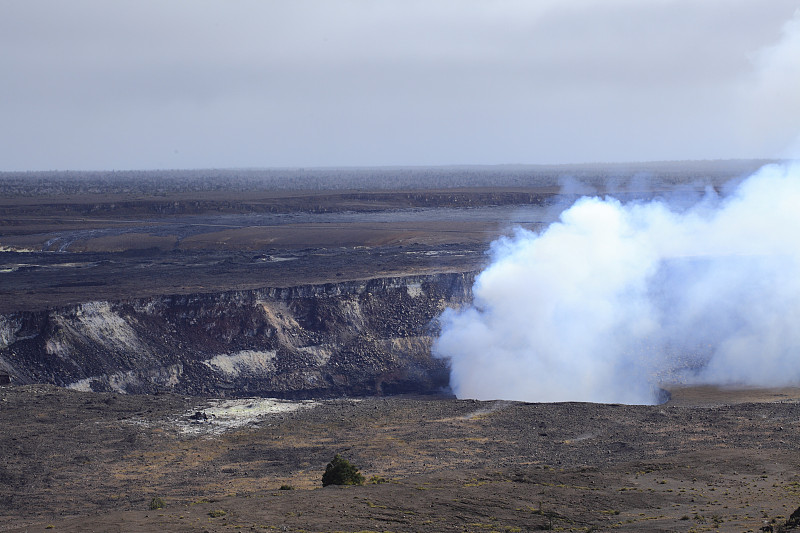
<box><xmin>4</xmin><ymin>177</ymin><xmax>798</xmax><ymax>532</ymax></box>
<box><xmin>2</xmin><ymin>384</ymin><xmax>800</xmax><ymax>532</ymax></box>
<box><xmin>1</xmin><ymin>188</ymin><xmax>556</xmax><ymax>311</ymax></box>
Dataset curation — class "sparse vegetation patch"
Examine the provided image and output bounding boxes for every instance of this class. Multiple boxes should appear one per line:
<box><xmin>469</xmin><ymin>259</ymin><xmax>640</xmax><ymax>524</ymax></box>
<box><xmin>322</xmin><ymin>454</ymin><xmax>365</xmax><ymax>487</ymax></box>
<box><xmin>149</xmin><ymin>497</ymin><xmax>165</xmax><ymax>510</ymax></box>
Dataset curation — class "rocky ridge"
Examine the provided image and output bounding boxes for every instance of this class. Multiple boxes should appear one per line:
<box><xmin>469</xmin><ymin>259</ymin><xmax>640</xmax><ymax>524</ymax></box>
<box><xmin>0</xmin><ymin>272</ymin><xmax>474</xmax><ymax>397</ymax></box>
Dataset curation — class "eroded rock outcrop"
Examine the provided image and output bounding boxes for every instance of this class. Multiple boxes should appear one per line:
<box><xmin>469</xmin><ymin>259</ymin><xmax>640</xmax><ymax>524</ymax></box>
<box><xmin>0</xmin><ymin>273</ymin><xmax>474</xmax><ymax>397</ymax></box>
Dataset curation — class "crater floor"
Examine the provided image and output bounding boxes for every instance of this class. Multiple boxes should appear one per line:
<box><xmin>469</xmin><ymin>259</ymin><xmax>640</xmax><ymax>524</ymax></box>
<box><xmin>2</xmin><ymin>384</ymin><xmax>800</xmax><ymax>532</ymax></box>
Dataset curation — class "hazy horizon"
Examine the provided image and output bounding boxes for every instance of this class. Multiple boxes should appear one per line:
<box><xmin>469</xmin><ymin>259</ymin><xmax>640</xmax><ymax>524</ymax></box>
<box><xmin>0</xmin><ymin>158</ymin><xmax>784</xmax><ymax>174</ymax></box>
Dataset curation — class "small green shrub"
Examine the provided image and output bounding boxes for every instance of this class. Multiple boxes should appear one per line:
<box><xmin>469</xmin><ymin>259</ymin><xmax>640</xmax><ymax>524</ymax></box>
<box><xmin>149</xmin><ymin>497</ymin><xmax>166</xmax><ymax>510</ymax></box>
<box><xmin>208</xmin><ymin>509</ymin><xmax>227</xmax><ymax>518</ymax></box>
<box><xmin>322</xmin><ymin>454</ymin><xmax>365</xmax><ymax>487</ymax></box>
<box><xmin>279</xmin><ymin>484</ymin><xmax>294</xmax><ymax>490</ymax></box>
<box><xmin>368</xmin><ymin>475</ymin><xmax>387</xmax><ymax>484</ymax></box>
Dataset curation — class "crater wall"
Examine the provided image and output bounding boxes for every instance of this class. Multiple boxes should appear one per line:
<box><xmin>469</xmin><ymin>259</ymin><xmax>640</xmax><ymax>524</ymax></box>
<box><xmin>0</xmin><ymin>273</ymin><xmax>474</xmax><ymax>397</ymax></box>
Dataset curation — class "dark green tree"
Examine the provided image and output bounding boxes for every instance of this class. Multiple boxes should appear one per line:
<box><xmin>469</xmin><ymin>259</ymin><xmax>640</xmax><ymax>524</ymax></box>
<box><xmin>322</xmin><ymin>454</ymin><xmax>365</xmax><ymax>487</ymax></box>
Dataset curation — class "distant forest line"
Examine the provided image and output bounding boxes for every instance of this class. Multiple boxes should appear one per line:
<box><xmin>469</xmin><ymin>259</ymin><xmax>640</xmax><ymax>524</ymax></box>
<box><xmin>0</xmin><ymin>159</ymin><xmax>779</xmax><ymax>197</ymax></box>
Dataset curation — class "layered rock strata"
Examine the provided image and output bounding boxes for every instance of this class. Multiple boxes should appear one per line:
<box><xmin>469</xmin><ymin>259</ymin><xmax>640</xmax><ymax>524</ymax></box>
<box><xmin>0</xmin><ymin>273</ymin><xmax>474</xmax><ymax>397</ymax></box>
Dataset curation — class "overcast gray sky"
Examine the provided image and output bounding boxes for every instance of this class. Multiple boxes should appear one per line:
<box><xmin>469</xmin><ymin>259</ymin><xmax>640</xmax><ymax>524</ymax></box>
<box><xmin>2</xmin><ymin>0</ymin><xmax>799</xmax><ymax>171</ymax></box>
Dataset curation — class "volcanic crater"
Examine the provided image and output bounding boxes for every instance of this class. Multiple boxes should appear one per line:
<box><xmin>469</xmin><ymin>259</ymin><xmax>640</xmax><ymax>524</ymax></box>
<box><xmin>2</xmin><ymin>162</ymin><xmax>797</xmax><ymax>532</ymax></box>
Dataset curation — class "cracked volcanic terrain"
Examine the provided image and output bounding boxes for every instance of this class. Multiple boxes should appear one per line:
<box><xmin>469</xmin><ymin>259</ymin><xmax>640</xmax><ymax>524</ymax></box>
<box><xmin>2</xmin><ymin>163</ymin><xmax>797</xmax><ymax>532</ymax></box>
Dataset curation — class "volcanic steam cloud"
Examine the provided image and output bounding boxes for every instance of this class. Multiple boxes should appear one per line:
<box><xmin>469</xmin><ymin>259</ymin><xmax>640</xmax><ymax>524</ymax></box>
<box><xmin>434</xmin><ymin>163</ymin><xmax>800</xmax><ymax>404</ymax></box>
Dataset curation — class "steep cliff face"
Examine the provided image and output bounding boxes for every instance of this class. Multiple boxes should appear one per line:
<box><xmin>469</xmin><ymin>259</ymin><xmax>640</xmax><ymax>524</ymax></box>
<box><xmin>0</xmin><ymin>273</ymin><xmax>474</xmax><ymax>397</ymax></box>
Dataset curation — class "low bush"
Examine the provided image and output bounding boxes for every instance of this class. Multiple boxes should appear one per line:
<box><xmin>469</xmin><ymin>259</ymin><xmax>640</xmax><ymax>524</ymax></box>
<box><xmin>149</xmin><ymin>497</ymin><xmax>165</xmax><ymax>510</ymax></box>
<box><xmin>322</xmin><ymin>454</ymin><xmax>365</xmax><ymax>487</ymax></box>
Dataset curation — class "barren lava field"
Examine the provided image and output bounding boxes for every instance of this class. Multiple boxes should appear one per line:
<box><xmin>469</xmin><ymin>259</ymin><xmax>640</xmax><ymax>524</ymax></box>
<box><xmin>2</xmin><ymin>163</ymin><xmax>797</xmax><ymax>532</ymax></box>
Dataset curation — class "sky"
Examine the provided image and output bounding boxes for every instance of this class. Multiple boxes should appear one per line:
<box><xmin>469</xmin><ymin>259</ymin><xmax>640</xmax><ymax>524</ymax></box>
<box><xmin>2</xmin><ymin>0</ymin><xmax>799</xmax><ymax>171</ymax></box>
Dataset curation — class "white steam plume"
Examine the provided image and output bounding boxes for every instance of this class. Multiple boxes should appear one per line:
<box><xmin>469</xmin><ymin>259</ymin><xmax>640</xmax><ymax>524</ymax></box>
<box><xmin>434</xmin><ymin>163</ymin><xmax>800</xmax><ymax>404</ymax></box>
